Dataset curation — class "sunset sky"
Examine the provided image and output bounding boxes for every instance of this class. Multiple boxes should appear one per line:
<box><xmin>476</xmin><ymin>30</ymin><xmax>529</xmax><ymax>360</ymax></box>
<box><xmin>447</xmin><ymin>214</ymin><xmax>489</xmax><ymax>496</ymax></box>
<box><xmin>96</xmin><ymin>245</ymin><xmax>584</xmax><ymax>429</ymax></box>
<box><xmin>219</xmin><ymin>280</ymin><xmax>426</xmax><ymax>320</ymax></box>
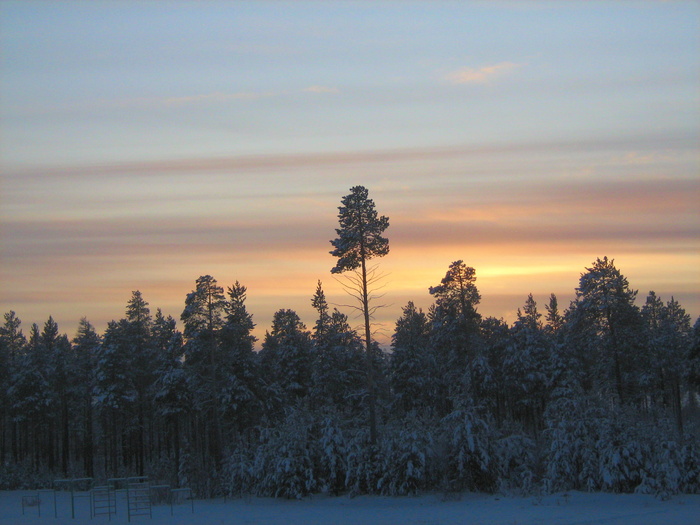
<box><xmin>1</xmin><ymin>1</ymin><xmax>699</xmax><ymax>346</ymax></box>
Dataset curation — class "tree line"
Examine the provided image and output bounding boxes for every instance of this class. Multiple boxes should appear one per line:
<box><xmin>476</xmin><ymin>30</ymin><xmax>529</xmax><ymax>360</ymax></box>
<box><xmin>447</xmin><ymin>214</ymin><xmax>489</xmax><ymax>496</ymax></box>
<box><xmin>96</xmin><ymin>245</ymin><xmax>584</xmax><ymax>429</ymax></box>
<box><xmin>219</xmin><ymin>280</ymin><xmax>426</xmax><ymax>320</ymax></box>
<box><xmin>0</xmin><ymin>187</ymin><xmax>698</xmax><ymax>498</ymax></box>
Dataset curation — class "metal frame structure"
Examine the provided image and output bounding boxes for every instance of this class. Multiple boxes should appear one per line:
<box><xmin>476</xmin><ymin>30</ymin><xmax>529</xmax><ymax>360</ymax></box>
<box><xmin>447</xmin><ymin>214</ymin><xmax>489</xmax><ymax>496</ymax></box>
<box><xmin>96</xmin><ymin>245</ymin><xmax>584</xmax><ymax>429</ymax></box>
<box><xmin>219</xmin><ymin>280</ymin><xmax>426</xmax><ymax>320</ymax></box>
<box><xmin>126</xmin><ymin>476</ymin><xmax>151</xmax><ymax>522</ymax></box>
<box><xmin>170</xmin><ymin>487</ymin><xmax>194</xmax><ymax>515</ymax></box>
<box><xmin>54</xmin><ymin>477</ymin><xmax>93</xmax><ymax>519</ymax></box>
<box><xmin>91</xmin><ymin>485</ymin><xmax>116</xmax><ymax>520</ymax></box>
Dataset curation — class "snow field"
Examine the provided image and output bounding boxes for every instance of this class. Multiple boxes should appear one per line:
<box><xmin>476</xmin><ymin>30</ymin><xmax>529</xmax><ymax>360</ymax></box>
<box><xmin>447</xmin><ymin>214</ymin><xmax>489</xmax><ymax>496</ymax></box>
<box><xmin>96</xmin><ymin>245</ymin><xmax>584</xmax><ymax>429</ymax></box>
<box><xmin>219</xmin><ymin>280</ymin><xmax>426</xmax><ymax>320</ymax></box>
<box><xmin>2</xmin><ymin>490</ymin><xmax>699</xmax><ymax>525</ymax></box>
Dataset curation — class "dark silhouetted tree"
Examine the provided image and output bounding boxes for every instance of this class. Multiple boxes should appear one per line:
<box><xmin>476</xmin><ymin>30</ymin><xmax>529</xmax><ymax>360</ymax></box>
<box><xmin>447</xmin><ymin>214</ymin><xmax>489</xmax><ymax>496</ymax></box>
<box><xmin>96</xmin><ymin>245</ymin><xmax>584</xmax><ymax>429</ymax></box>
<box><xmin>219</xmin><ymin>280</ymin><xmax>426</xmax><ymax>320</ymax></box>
<box><xmin>429</xmin><ymin>261</ymin><xmax>483</xmax><ymax>406</ymax></box>
<box><xmin>260</xmin><ymin>309</ymin><xmax>312</xmax><ymax>406</ymax></box>
<box><xmin>565</xmin><ymin>257</ymin><xmax>642</xmax><ymax>405</ymax></box>
<box><xmin>310</xmin><ymin>282</ymin><xmax>365</xmax><ymax>413</ymax></box>
<box><xmin>219</xmin><ymin>282</ymin><xmax>263</xmax><ymax>434</ymax></box>
<box><xmin>545</xmin><ymin>293</ymin><xmax>563</xmax><ymax>334</ymax></box>
<box><xmin>330</xmin><ymin>185</ymin><xmax>389</xmax><ymax>444</ymax></box>
<box><xmin>642</xmin><ymin>293</ymin><xmax>692</xmax><ymax>435</ymax></box>
<box><xmin>181</xmin><ymin>275</ymin><xmax>227</xmax><ymax>473</ymax></box>
<box><xmin>0</xmin><ymin>311</ymin><xmax>26</xmax><ymax>464</ymax></box>
<box><xmin>507</xmin><ymin>294</ymin><xmax>551</xmax><ymax>433</ymax></box>
<box><xmin>71</xmin><ymin>317</ymin><xmax>100</xmax><ymax>477</ymax></box>
<box><xmin>390</xmin><ymin>301</ymin><xmax>435</xmax><ymax>416</ymax></box>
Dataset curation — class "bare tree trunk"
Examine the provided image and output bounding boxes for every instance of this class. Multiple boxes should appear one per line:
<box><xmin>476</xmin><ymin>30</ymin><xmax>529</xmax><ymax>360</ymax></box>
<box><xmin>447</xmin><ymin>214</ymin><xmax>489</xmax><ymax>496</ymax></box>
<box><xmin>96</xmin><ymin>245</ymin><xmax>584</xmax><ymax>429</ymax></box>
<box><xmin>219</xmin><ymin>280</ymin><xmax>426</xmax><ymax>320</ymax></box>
<box><xmin>61</xmin><ymin>396</ymin><xmax>69</xmax><ymax>475</ymax></box>
<box><xmin>173</xmin><ymin>416</ymin><xmax>180</xmax><ymax>486</ymax></box>
<box><xmin>85</xmin><ymin>397</ymin><xmax>93</xmax><ymax>478</ymax></box>
<box><xmin>673</xmin><ymin>376</ymin><xmax>683</xmax><ymax>438</ymax></box>
<box><xmin>361</xmin><ymin>256</ymin><xmax>377</xmax><ymax>445</ymax></box>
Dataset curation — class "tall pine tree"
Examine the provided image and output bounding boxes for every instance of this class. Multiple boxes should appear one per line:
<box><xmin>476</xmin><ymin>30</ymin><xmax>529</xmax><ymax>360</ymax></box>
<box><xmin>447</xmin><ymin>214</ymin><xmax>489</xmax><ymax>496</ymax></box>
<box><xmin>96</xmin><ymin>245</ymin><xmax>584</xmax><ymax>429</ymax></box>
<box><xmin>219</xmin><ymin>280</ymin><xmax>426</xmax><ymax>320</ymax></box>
<box><xmin>330</xmin><ymin>185</ymin><xmax>389</xmax><ymax>444</ymax></box>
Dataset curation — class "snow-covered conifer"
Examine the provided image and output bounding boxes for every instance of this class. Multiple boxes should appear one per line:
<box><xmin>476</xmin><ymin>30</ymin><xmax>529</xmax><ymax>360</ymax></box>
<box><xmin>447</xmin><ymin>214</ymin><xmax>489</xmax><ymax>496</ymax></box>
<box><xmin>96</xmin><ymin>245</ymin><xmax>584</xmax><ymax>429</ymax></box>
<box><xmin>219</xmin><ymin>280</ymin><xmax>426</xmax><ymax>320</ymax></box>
<box><xmin>260</xmin><ymin>309</ymin><xmax>312</xmax><ymax>404</ymax></box>
<box><xmin>0</xmin><ymin>311</ymin><xmax>26</xmax><ymax>464</ymax></box>
<box><xmin>71</xmin><ymin>317</ymin><xmax>101</xmax><ymax>477</ymax></box>
<box><xmin>565</xmin><ymin>257</ymin><xmax>643</xmax><ymax>405</ymax></box>
<box><xmin>310</xmin><ymin>291</ymin><xmax>365</xmax><ymax>413</ymax></box>
<box><xmin>505</xmin><ymin>294</ymin><xmax>552</xmax><ymax>433</ymax></box>
<box><xmin>318</xmin><ymin>417</ymin><xmax>347</xmax><ymax>494</ymax></box>
<box><xmin>218</xmin><ymin>282</ymin><xmax>264</xmax><ymax>432</ymax></box>
<box><xmin>429</xmin><ymin>261</ymin><xmax>484</xmax><ymax>407</ymax></box>
<box><xmin>390</xmin><ymin>302</ymin><xmax>436</xmax><ymax>416</ymax></box>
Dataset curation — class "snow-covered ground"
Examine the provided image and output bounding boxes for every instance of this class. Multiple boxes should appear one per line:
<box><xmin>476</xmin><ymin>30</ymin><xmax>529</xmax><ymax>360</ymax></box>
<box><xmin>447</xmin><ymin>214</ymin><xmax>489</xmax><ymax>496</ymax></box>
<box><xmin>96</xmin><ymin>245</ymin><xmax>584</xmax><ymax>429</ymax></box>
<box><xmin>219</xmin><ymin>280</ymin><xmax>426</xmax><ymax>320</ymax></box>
<box><xmin>2</xmin><ymin>489</ymin><xmax>699</xmax><ymax>525</ymax></box>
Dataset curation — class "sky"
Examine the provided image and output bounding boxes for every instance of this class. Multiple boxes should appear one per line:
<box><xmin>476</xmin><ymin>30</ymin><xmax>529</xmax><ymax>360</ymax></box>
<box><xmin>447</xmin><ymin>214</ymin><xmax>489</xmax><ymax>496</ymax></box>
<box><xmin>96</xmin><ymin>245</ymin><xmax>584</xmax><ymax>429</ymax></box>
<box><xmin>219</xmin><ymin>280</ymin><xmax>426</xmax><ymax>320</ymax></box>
<box><xmin>1</xmin><ymin>1</ymin><xmax>699</xmax><ymax>346</ymax></box>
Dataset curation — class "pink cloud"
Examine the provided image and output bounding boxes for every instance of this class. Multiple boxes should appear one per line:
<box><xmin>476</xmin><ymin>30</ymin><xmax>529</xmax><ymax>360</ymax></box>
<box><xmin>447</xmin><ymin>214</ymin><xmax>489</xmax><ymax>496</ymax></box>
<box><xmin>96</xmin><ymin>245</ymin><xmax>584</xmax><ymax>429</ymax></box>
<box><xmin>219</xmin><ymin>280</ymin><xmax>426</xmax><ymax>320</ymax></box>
<box><xmin>303</xmin><ymin>85</ymin><xmax>340</xmax><ymax>94</ymax></box>
<box><xmin>446</xmin><ymin>61</ymin><xmax>523</xmax><ymax>84</ymax></box>
<box><xmin>162</xmin><ymin>91</ymin><xmax>276</xmax><ymax>106</ymax></box>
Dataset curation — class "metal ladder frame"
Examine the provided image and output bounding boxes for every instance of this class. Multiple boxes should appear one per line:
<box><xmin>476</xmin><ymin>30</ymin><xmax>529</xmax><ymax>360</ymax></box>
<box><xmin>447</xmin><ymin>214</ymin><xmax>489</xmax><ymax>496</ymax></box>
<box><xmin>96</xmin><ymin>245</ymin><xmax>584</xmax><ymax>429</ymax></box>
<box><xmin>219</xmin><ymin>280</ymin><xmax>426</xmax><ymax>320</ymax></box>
<box><xmin>126</xmin><ymin>476</ymin><xmax>151</xmax><ymax>522</ymax></box>
<box><xmin>91</xmin><ymin>485</ymin><xmax>116</xmax><ymax>520</ymax></box>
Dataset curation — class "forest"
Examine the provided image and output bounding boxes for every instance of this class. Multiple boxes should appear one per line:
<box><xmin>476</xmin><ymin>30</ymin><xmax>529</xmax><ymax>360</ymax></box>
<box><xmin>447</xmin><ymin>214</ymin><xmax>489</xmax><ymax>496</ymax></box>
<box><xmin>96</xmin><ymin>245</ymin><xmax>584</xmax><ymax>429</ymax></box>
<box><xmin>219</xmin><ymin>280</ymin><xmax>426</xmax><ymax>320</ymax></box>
<box><xmin>1</xmin><ymin>187</ymin><xmax>699</xmax><ymax>500</ymax></box>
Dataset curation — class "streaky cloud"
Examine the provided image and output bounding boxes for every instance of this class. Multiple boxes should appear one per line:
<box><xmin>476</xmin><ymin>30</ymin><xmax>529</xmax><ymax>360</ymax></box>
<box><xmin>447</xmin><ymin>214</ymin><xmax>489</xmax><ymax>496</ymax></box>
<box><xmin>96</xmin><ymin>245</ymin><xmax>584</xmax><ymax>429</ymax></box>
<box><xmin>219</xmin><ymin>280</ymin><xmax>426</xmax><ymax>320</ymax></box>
<box><xmin>5</xmin><ymin>129</ymin><xmax>696</xmax><ymax>181</ymax></box>
<box><xmin>163</xmin><ymin>91</ymin><xmax>277</xmax><ymax>105</ymax></box>
<box><xmin>445</xmin><ymin>61</ymin><xmax>523</xmax><ymax>84</ymax></box>
<box><xmin>3</xmin><ymin>90</ymin><xmax>279</xmax><ymax>118</ymax></box>
<box><xmin>303</xmin><ymin>85</ymin><xmax>340</xmax><ymax>94</ymax></box>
